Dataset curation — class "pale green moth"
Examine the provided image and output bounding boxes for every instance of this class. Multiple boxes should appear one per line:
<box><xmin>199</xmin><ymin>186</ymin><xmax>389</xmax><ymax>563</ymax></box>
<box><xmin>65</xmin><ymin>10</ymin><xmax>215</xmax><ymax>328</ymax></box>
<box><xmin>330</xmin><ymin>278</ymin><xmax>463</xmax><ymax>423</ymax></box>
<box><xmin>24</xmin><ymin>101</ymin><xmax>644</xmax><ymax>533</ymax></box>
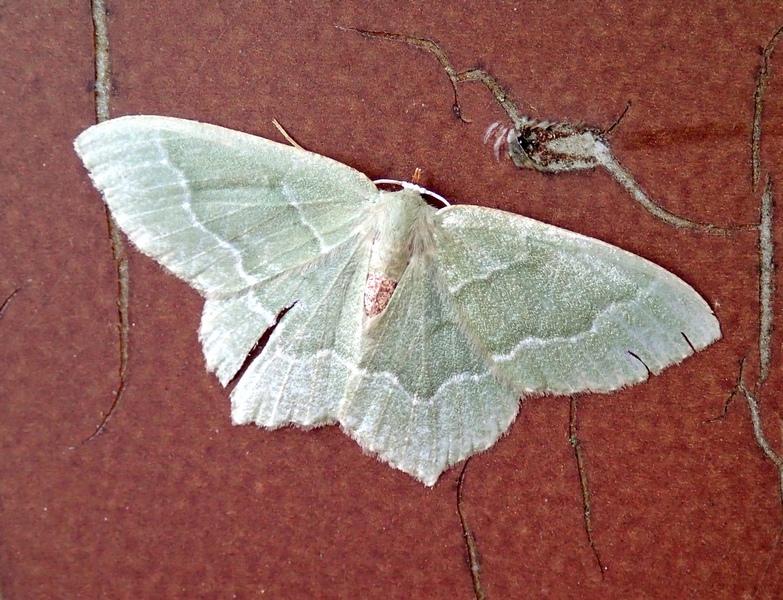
<box><xmin>74</xmin><ymin>116</ymin><xmax>721</xmax><ymax>486</ymax></box>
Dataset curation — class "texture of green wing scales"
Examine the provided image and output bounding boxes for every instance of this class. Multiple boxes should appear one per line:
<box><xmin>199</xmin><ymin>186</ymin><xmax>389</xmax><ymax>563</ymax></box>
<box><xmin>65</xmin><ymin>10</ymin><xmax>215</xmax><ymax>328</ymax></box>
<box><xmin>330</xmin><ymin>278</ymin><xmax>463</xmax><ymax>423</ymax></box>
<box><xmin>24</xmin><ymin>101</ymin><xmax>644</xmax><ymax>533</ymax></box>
<box><xmin>230</xmin><ymin>236</ymin><xmax>371</xmax><ymax>427</ymax></box>
<box><xmin>340</xmin><ymin>255</ymin><xmax>519</xmax><ymax>486</ymax></box>
<box><xmin>75</xmin><ymin>116</ymin><xmax>378</xmax><ymax>295</ymax></box>
<box><xmin>435</xmin><ymin>205</ymin><xmax>720</xmax><ymax>395</ymax></box>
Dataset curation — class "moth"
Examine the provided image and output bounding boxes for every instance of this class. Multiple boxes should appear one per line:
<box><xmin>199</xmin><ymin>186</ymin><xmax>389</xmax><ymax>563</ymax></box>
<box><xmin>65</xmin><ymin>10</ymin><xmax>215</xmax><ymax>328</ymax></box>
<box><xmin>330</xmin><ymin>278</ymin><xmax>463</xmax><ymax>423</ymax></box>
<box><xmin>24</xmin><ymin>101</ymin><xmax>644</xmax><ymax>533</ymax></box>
<box><xmin>75</xmin><ymin>116</ymin><xmax>721</xmax><ymax>485</ymax></box>
<box><xmin>342</xmin><ymin>27</ymin><xmax>745</xmax><ymax>235</ymax></box>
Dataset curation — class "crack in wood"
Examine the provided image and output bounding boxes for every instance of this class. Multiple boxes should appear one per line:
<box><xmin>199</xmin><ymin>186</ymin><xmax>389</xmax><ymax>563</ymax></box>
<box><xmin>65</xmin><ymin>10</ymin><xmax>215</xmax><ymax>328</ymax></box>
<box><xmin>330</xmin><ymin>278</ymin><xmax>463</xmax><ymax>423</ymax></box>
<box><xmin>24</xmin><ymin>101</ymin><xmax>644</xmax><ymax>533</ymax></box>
<box><xmin>726</xmin><ymin>25</ymin><xmax>782</xmax><ymax>598</ymax></box>
<box><xmin>0</xmin><ymin>288</ymin><xmax>20</xmax><ymax>321</ymax></box>
<box><xmin>569</xmin><ymin>396</ymin><xmax>606</xmax><ymax>577</ymax></box>
<box><xmin>82</xmin><ymin>0</ymin><xmax>130</xmax><ymax>443</ymax></box>
<box><xmin>457</xmin><ymin>459</ymin><xmax>486</xmax><ymax>600</ymax></box>
<box><xmin>342</xmin><ymin>27</ymin><xmax>755</xmax><ymax>235</ymax></box>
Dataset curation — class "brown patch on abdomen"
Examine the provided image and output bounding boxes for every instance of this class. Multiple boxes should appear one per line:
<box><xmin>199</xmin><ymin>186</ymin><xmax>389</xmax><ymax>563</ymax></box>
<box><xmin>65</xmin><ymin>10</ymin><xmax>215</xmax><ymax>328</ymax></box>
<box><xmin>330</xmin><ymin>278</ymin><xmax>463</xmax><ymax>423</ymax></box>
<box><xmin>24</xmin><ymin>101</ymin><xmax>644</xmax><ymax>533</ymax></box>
<box><xmin>364</xmin><ymin>273</ymin><xmax>398</xmax><ymax>317</ymax></box>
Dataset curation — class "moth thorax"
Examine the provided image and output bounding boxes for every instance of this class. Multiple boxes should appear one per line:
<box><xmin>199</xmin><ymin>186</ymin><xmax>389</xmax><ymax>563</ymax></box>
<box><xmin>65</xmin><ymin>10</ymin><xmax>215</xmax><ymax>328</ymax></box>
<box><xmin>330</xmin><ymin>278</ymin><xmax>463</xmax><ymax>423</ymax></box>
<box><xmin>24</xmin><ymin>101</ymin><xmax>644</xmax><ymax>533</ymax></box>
<box><xmin>363</xmin><ymin>190</ymin><xmax>436</xmax><ymax>317</ymax></box>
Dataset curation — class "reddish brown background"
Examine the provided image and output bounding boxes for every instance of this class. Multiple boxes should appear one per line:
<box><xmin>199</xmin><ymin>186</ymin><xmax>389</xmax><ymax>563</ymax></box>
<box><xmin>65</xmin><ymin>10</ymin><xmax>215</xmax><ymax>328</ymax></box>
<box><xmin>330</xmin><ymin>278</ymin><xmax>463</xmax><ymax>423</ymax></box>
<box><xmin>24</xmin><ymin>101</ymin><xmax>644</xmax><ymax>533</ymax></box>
<box><xmin>2</xmin><ymin>1</ymin><xmax>783</xmax><ymax>598</ymax></box>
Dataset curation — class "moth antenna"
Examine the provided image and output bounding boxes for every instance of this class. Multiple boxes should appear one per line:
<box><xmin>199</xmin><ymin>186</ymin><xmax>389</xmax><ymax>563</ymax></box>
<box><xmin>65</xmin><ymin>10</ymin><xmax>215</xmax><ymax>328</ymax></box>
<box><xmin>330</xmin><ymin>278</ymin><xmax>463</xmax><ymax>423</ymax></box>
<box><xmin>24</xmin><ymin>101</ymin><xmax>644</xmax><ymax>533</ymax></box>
<box><xmin>483</xmin><ymin>121</ymin><xmax>502</xmax><ymax>144</ymax></box>
<box><xmin>605</xmin><ymin>101</ymin><xmax>632</xmax><ymax>136</ymax></box>
<box><xmin>271</xmin><ymin>119</ymin><xmax>304</xmax><ymax>149</ymax></box>
<box><xmin>493</xmin><ymin>126</ymin><xmax>511</xmax><ymax>161</ymax></box>
<box><xmin>483</xmin><ymin>122</ymin><xmax>512</xmax><ymax>162</ymax></box>
<box><xmin>373</xmin><ymin>179</ymin><xmax>451</xmax><ymax>207</ymax></box>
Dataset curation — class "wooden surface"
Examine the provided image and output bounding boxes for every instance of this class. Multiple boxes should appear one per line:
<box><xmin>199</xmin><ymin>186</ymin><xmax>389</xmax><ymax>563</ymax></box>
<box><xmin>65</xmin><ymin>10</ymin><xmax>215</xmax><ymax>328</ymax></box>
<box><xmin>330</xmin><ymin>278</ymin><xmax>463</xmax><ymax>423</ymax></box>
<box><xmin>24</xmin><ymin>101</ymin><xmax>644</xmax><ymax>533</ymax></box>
<box><xmin>1</xmin><ymin>1</ymin><xmax>782</xmax><ymax>598</ymax></box>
